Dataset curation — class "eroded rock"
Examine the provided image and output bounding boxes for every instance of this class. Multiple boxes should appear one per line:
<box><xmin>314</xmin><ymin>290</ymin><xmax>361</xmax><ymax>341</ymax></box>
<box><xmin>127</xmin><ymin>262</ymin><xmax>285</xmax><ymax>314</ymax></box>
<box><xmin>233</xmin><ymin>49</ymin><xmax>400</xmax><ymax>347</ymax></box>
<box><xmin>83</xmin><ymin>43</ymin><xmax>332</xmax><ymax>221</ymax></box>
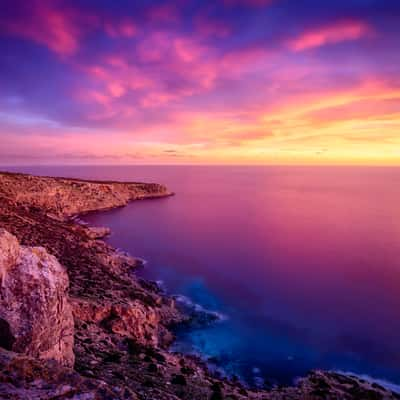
<box><xmin>0</xmin><ymin>347</ymin><xmax>138</xmax><ymax>400</ymax></box>
<box><xmin>0</xmin><ymin>229</ymin><xmax>74</xmax><ymax>367</ymax></box>
<box><xmin>84</xmin><ymin>226</ymin><xmax>111</xmax><ymax>239</ymax></box>
<box><xmin>0</xmin><ymin>171</ymin><xmax>172</xmax><ymax>219</ymax></box>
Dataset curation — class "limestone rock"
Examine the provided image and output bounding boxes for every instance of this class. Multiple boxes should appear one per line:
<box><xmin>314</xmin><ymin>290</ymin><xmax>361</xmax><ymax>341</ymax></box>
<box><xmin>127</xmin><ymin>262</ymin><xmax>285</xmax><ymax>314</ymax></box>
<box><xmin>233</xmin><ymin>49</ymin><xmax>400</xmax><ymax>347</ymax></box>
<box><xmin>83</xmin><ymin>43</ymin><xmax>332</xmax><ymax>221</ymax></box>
<box><xmin>0</xmin><ymin>348</ymin><xmax>139</xmax><ymax>400</ymax></box>
<box><xmin>85</xmin><ymin>226</ymin><xmax>111</xmax><ymax>239</ymax></box>
<box><xmin>0</xmin><ymin>229</ymin><xmax>74</xmax><ymax>367</ymax></box>
<box><xmin>0</xmin><ymin>171</ymin><xmax>172</xmax><ymax>219</ymax></box>
<box><xmin>71</xmin><ymin>297</ymin><xmax>180</xmax><ymax>348</ymax></box>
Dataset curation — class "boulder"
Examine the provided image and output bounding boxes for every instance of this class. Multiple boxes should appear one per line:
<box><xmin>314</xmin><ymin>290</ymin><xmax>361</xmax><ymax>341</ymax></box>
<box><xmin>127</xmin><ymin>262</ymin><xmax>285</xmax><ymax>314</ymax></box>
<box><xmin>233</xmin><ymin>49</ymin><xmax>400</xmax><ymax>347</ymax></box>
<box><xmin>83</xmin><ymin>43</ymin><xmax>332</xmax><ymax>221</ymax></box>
<box><xmin>0</xmin><ymin>229</ymin><xmax>74</xmax><ymax>367</ymax></box>
<box><xmin>85</xmin><ymin>226</ymin><xmax>111</xmax><ymax>239</ymax></box>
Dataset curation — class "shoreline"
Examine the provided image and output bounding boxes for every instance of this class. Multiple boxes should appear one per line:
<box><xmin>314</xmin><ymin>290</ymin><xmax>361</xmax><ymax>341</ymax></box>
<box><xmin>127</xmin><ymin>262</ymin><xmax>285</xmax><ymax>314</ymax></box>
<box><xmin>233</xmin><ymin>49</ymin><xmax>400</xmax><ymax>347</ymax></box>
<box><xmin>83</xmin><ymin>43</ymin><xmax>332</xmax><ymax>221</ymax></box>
<box><xmin>0</xmin><ymin>170</ymin><xmax>398</xmax><ymax>399</ymax></box>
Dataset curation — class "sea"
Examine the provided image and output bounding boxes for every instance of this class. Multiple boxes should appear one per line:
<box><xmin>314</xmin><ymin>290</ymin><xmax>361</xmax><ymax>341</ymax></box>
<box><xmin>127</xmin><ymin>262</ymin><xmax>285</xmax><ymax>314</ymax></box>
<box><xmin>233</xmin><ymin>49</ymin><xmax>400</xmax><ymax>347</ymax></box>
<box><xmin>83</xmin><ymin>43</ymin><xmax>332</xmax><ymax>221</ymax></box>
<box><xmin>6</xmin><ymin>165</ymin><xmax>400</xmax><ymax>388</ymax></box>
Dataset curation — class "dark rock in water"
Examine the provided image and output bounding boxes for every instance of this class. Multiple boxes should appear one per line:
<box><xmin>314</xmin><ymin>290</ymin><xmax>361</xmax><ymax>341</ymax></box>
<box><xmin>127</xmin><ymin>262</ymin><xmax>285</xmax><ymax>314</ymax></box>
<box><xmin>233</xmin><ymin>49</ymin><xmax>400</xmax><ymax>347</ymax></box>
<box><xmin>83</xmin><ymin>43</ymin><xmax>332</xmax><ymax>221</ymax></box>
<box><xmin>173</xmin><ymin>294</ymin><xmax>224</xmax><ymax>328</ymax></box>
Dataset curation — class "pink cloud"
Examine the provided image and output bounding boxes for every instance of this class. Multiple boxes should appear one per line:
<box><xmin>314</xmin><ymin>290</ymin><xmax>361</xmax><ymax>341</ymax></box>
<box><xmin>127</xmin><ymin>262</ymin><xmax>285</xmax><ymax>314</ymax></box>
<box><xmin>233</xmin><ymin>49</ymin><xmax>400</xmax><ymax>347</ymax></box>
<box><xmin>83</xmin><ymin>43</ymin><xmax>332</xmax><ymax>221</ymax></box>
<box><xmin>173</xmin><ymin>38</ymin><xmax>207</xmax><ymax>63</ymax></box>
<box><xmin>0</xmin><ymin>2</ymin><xmax>139</xmax><ymax>57</ymax></box>
<box><xmin>137</xmin><ymin>32</ymin><xmax>171</xmax><ymax>62</ymax></box>
<box><xmin>107</xmin><ymin>82</ymin><xmax>126</xmax><ymax>98</ymax></box>
<box><xmin>306</xmin><ymin>97</ymin><xmax>400</xmax><ymax>126</ymax></box>
<box><xmin>76</xmin><ymin>89</ymin><xmax>112</xmax><ymax>106</ymax></box>
<box><xmin>0</xmin><ymin>1</ymin><xmax>97</xmax><ymax>56</ymax></box>
<box><xmin>106</xmin><ymin>57</ymin><xmax>129</xmax><ymax>68</ymax></box>
<box><xmin>140</xmin><ymin>91</ymin><xmax>178</xmax><ymax>108</ymax></box>
<box><xmin>83</xmin><ymin>58</ymin><xmax>153</xmax><ymax>93</ymax></box>
<box><xmin>288</xmin><ymin>20</ymin><xmax>373</xmax><ymax>52</ymax></box>
<box><xmin>105</xmin><ymin>19</ymin><xmax>137</xmax><ymax>38</ymax></box>
<box><xmin>219</xmin><ymin>47</ymin><xmax>271</xmax><ymax>77</ymax></box>
<box><xmin>86</xmin><ymin>65</ymin><xmax>108</xmax><ymax>79</ymax></box>
<box><xmin>136</xmin><ymin>33</ymin><xmax>203</xmax><ymax>65</ymax></box>
<box><xmin>76</xmin><ymin>33</ymin><xmax>273</xmax><ymax>116</ymax></box>
<box><xmin>135</xmin><ymin>32</ymin><xmax>216</xmax><ymax>90</ymax></box>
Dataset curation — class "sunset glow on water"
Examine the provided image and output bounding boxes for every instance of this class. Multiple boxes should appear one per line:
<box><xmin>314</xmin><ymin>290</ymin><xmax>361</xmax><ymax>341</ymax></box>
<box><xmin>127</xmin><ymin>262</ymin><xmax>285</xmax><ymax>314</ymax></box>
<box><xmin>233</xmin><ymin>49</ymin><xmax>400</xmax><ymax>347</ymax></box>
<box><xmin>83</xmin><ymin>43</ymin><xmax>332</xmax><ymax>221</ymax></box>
<box><xmin>11</xmin><ymin>165</ymin><xmax>400</xmax><ymax>386</ymax></box>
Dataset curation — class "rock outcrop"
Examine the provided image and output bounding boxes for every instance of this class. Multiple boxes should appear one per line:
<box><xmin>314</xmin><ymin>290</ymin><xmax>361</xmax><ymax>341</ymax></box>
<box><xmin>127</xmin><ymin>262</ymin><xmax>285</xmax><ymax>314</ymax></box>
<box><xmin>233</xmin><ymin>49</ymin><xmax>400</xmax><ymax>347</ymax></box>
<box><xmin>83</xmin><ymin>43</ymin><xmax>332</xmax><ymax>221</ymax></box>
<box><xmin>84</xmin><ymin>225</ymin><xmax>111</xmax><ymax>239</ymax></box>
<box><xmin>0</xmin><ymin>171</ymin><xmax>172</xmax><ymax>220</ymax></box>
<box><xmin>0</xmin><ymin>348</ymin><xmax>139</xmax><ymax>400</ymax></box>
<box><xmin>0</xmin><ymin>229</ymin><xmax>74</xmax><ymax>368</ymax></box>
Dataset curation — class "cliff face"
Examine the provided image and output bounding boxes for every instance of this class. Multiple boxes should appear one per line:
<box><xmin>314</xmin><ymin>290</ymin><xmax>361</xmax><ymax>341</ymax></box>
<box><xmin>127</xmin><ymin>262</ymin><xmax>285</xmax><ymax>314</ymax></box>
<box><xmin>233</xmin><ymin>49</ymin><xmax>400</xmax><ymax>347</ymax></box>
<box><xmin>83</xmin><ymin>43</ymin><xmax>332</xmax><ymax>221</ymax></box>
<box><xmin>0</xmin><ymin>171</ymin><xmax>171</xmax><ymax>219</ymax></box>
<box><xmin>0</xmin><ymin>172</ymin><xmax>182</xmax><ymax>352</ymax></box>
<box><xmin>0</xmin><ymin>171</ymin><xmax>398</xmax><ymax>400</ymax></box>
<box><xmin>0</xmin><ymin>229</ymin><xmax>74</xmax><ymax>367</ymax></box>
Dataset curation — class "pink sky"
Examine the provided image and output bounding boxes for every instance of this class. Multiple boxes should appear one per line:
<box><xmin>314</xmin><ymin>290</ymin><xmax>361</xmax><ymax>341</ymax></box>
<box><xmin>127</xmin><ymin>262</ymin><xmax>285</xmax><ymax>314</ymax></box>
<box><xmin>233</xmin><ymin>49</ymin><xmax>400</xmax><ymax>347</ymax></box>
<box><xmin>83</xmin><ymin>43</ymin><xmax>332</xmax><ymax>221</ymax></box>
<box><xmin>0</xmin><ymin>0</ymin><xmax>399</xmax><ymax>165</ymax></box>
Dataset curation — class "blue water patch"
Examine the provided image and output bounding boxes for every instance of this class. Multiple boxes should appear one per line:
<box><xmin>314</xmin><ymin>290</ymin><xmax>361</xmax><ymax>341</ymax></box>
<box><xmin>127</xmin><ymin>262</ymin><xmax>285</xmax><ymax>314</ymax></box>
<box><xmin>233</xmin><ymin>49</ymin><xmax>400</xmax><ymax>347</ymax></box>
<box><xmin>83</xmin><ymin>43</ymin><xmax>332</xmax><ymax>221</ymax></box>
<box><xmin>151</xmin><ymin>270</ymin><xmax>317</xmax><ymax>386</ymax></box>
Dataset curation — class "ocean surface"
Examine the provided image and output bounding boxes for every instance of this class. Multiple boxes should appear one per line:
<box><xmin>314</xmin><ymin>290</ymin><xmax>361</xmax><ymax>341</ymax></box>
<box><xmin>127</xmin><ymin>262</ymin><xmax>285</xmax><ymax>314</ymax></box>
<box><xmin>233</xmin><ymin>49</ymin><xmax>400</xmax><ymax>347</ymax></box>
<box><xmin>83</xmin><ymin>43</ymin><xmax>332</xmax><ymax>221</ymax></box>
<box><xmin>6</xmin><ymin>165</ymin><xmax>400</xmax><ymax>387</ymax></box>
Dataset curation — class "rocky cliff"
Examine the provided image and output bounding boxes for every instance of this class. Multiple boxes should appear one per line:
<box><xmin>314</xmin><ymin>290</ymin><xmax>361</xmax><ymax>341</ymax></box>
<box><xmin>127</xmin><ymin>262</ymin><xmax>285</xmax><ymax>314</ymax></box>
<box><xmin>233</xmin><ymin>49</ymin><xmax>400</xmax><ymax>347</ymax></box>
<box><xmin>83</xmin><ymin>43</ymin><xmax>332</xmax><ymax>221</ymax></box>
<box><xmin>0</xmin><ymin>229</ymin><xmax>74</xmax><ymax>367</ymax></box>
<box><xmin>0</xmin><ymin>171</ymin><xmax>398</xmax><ymax>400</ymax></box>
<box><xmin>0</xmin><ymin>171</ymin><xmax>171</xmax><ymax>219</ymax></box>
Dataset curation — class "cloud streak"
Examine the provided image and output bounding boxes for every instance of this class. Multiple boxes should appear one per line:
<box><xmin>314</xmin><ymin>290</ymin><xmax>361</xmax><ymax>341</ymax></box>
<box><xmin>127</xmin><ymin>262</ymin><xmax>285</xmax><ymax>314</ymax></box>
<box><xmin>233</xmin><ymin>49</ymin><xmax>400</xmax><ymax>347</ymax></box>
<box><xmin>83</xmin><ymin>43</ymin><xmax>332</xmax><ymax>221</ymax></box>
<box><xmin>288</xmin><ymin>20</ymin><xmax>373</xmax><ymax>52</ymax></box>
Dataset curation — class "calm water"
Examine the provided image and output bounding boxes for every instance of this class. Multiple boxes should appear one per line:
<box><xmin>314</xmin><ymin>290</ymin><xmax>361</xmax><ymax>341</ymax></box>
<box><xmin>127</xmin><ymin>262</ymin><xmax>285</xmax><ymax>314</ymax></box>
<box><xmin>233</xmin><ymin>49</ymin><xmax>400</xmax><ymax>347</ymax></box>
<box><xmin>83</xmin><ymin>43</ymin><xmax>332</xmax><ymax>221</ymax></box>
<box><xmin>6</xmin><ymin>165</ymin><xmax>400</xmax><ymax>386</ymax></box>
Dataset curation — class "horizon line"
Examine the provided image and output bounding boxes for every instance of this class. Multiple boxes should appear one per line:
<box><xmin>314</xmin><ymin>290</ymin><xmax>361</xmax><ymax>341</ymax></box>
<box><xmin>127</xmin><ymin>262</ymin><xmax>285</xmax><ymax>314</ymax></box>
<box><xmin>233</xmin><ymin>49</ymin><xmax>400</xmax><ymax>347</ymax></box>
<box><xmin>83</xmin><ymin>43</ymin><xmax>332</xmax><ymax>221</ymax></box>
<box><xmin>1</xmin><ymin>164</ymin><xmax>400</xmax><ymax>168</ymax></box>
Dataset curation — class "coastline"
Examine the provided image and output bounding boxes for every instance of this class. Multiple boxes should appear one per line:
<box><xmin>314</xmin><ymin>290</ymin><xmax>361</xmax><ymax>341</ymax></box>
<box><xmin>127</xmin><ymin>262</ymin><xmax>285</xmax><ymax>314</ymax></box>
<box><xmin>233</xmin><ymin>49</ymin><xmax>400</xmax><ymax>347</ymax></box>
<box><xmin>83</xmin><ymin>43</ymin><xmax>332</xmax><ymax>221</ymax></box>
<box><xmin>0</xmin><ymin>170</ymin><xmax>398</xmax><ymax>399</ymax></box>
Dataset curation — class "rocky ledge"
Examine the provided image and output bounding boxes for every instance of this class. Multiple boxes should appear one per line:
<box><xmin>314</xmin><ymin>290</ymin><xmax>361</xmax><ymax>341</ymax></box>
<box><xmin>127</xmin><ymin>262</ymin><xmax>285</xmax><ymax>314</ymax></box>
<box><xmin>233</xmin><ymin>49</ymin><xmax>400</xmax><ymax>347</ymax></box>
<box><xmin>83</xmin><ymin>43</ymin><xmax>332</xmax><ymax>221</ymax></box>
<box><xmin>0</xmin><ymin>171</ymin><xmax>398</xmax><ymax>400</ymax></box>
<box><xmin>0</xmin><ymin>171</ymin><xmax>172</xmax><ymax>220</ymax></box>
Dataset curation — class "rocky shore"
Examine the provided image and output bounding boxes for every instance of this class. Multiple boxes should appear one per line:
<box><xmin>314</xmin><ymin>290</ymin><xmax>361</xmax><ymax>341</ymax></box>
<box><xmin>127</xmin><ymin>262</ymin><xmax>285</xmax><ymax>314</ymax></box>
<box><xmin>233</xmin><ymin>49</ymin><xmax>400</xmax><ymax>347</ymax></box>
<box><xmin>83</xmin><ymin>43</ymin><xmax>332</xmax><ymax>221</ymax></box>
<box><xmin>0</xmin><ymin>171</ymin><xmax>398</xmax><ymax>400</ymax></box>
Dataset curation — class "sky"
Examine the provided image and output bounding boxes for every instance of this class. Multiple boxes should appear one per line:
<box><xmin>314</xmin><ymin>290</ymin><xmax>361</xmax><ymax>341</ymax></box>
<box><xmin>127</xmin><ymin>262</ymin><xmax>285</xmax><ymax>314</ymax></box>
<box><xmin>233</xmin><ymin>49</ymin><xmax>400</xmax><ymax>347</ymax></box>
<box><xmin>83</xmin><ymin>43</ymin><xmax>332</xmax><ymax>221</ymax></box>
<box><xmin>0</xmin><ymin>0</ymin><xmax>399</xmax><ymax>165</ymax></box>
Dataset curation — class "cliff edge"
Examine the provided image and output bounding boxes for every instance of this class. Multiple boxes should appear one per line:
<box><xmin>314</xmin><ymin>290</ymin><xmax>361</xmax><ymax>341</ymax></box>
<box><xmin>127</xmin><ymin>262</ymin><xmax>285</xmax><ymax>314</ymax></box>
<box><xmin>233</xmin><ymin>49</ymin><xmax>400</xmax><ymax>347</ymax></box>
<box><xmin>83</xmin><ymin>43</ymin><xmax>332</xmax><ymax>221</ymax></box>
<box><xmin>0</xmin><ymin>171</ymin><xmax>171</xmax><ymax>219</ymax></box>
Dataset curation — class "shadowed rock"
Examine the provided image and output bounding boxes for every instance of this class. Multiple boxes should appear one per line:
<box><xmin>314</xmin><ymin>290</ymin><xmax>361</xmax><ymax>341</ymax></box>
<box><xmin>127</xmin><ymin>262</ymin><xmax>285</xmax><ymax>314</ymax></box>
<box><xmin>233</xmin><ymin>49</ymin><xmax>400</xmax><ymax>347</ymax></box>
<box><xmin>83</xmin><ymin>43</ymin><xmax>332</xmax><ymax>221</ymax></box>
<box><xmin>0</xmin><ymin>229</ymin><xmax>74</xmax><ymax>367</ymax></box>
<box><xmin>0</xmin><ymin>319</ymin><xmax>14</xmax><ymax>350</ymax></box>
